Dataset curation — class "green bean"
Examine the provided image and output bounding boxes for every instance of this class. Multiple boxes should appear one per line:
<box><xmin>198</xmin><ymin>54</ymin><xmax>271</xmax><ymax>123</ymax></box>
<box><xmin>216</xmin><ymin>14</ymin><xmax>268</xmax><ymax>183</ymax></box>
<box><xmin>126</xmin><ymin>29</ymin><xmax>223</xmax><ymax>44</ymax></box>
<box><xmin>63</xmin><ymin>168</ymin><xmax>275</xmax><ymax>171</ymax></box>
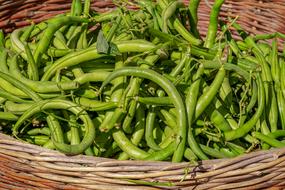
<box><xmin>1</xmin><ymin>0</ymin><xmax>285</xmax><ymax>162</ymax></box>
<box><xmin>122</xmin><ymin>100</ymin><xmax>137</xmax><ymax>134</ymax></box>
<box><xmin>0</xmin><ymin>71</ymin><xmax>41</xmax><ymax>101</ymax></box>
<box><xmin>99</xmin><ymin>60</ymin><xmax>125</xmax><ymax>132</ymax></box>
<box><xmin>53</xmin><ymin>31</ymin><xmax>68</xmax><ymax>49</ymax></box>
<box><xmin>144</xmin><ymin>142</ymin><xmax>176</xmax><ymax>161</ymax></box>
<box><xmin>259</xmin><ymin>113</ymin><xmax>271</xmax><ymax>149</ymax></box>
<box><xmin>226</xmin><ymin>142</ymin><xmax>245</xmax><ymax>155</ymax></box>
<box><xmin>246</xmin><ymin>80</ymin><xmax>258</xmax><ymax>113</ymax></box>
<box><xmin>118</xmin><ymin>104</ymin><xmax>145</xmax><ymax>160</ymax></box>
<box><xmin>14</xmin><ymin>99</ymin><xmax>95</xmax><ymax>155</ymax></box>
<box><xmin>184</xmin><ymin>148</ymin><xmax>198</xmax><ymax>161</ymax></box>
<box><xmin>276</xmin><ymin>89</ymin><xmax>285</xmax><ymax>130</ymax></box>
<box><xmin>201</xmin><ymin>60</ymin><xmax>250</xmax><ymax>80</ymax></box>
<box><xmin>99</xmin><ymin>67</ymin><xmax>187</xmax><ymax>162</ymax></box>
<box><xmin>24</xmin><ymin>43</ymin><xmax>39</xmax><ymax>81</ymax></box>
<box><xmin>145</xmin><ymin>106</ymin><xmax>161</xmax><ymax>151</ymax></box>
<box><xmin>252</xmin><ymin>48</ymin><xmax>272</xmax><ymax>113</ymax></box>
<box><xmin>123</xmin><ymin>55</ymin><xmax>160</xmax><ymax>133</ymax></box>
<box><xmin>0</xmin><ymin>75</ymin><xmax>60</xmax><ymax>98</ymax></box>
<box><xmin>162</xmin><ymin>1</ymin><xmax>184</xmax><ymax>33</ymax></box>
<box><xmin>224</xmin><ymin>73</ymin><xmax>265</xmax><ymax>141</ymax></box>
<box><xmin>195</xmin><ymin>66</ymin><xmax>226</xmax><ymax>119</ymax></box>
<box><xmin>173</xmin><ymin>20</ymin><xmax>202</xmax><ymax>46</ymax></box>
<box><xmin>99</xmin><ymin>107</ymin><xmax>125</xmax><ymax>132</ymax></box>
<box><xmin>4</xmin><ymin>37</ymin><xmax>11</xmax><ymax>49</ymax></box>
<box><xmin>260</xmin><ymin>113</ymin><xmax>270</xmax><ymax>135</ymax></box>
<box><xmin>158</xmin><ymin>0</ymin><xmax>202</xmax><ymax>45</ymax></box>
<box><xmin>27</xmin><ymin>127</ymin><xmax>51</xmax><ymax>136</ymax></box>
<box><xmin>74</xmin><ymin>97</ymin><xmax>117</xmax><ymax>111</ymax></box>
<box><xmin>9</xmin><ymin>56</ymin><xmax>80</xmax><ymax>93</ymax></box>
<box><xmin>0</xmin><ymin>30</ymin><xmax>4</xmax><ymax>47</ymax></box>
<box><xmin>219</xmin><ymin>73</ymin><xmax>234</xmax><ymax>113</ymax></box>
<box><xmin>48</xmin><ymin>48</ymin><xmax>75</xmax><ymax>57</ymax></box>
<box><xmin>172</xmin><ymin>46</ymin><xmax>216</xmax><ymax>60</ymax></box>
<box><xmin>228</xmin><ymin>38</ymin><xmax>241</xmax><ymax>56</ymax></box>
<box><xmin>47</xmin><ymin>114</ymin><xmax>65</xmax><ymax>144</ymax></box>
<box><xmin>67</xmin><ymin>26</ymin><xmax>84</xmax><ymax>49</ymax></box>
<box><xmin>220</xmin><ymin>148</ymin><xmax>237</xmax><ymax>157</ymax></box>
<box><xmin>93</xmin><ymin>10</ymin><xmax>119</xmax><ymax>22</ymax></box>
<box><xmin>25</xmin><ymin>135</ymin><xmax>50</xmax><ymax>146</ymax></box>
<box><xmin>116</xmin><ymin>40</ymin><xmax>157</xmax><ymax>52</ymax></box>
<box><xmin>185</xmin><ymin>65</ymin><xmax>208</xmax><ymax>160</ymax></box>
<box><xmin>10</xmin><ymin>28</ymin><xmax>28</xmax><ymax>60</ymax></box>
<box><xmin>258</xmin><ymin>42</ymin><xmax>271</xmax><ymax>56</ymax></box>
<box><xmin>43</xmin><ymin>139</ymin><xmax>55</xmax><ymax>149</ymax></box>
<box><xmin>71</xmin><ymin>0</ymin><xmax>82</xmax><ymax>16</ymax></box>
<box><xmin>266</xmin><ymin>39</ymin><xmax>279</xmax><ymax>132</ymax></box>
<box><xmin>106</xmin><ymin>16</ymin><xmax>122</xmax><ymax>42</ymax></box>
<box><xmin>268</xmin><ymin>85</ymin><xmax>278</xmax><ymax>132</ymax></box>
<box><xmin>281</xmin><ymin>58</ymin><xmax>285</xmax><ymax>99</ymax></box>
<box><xmin>20</xmin><ymin>24</ymin><xmax>34</xmax><ymax>42</ymax></box>
<box><xmin>41</xmin><ymin>40</ymin><xmax>156</xmax><ymax>81</ymax></box>
<box><xmin>33</xmin><ymin>16</ymin><xmax>89</xmax><ymax>66</ymax></box>
<box><xmin>158</xmin><ymin>109</ymin><xmax>176</xmax><ymax>130</ymax></box>
<box><xmin>83</xmin><ymin>0</ymin><xmax>90</xmax><ymax>16</ymax></box>
<box><xmin>188</xmin><ymin>0</ymin><xmax>201</xmax><ymax>38</ymax></box>
<box><xmin>204</xmin><ymin>0</ymin><xmax>225</xmax><ymax>48</ymax></box>
<box><xmin>70</xmin><ymin>112</ymin><xmax>95</xmax><ymax>156</ymax></box>
<box><xmin>74</xmin><ymin>70</ymin><xmax>111</xmax><ymax>84</ymax></box>
<box><xmin>77</xmin><ymin>24</ymin><xmax>88</xmax><ymax>49</ymax></box>
<box><xmin>252</xmin><ymin>132</ymin><xmax>285</xmax><ymax>148</ymax></box>
<box><xmin>232</xmin><ymin>22</ymin><xmax>259</xmax><ymax>50</ymax></box>
<box><xmin>170</xmin><ymin>47</ymin><xmax>191</xmax><ymax>77</ymax></box>
<box><xmin>113</xmin><ymin>128</ymin><xmax>150</xmax><ymax>159</ymax></box>
<box><xmin>0</xmin><ymin>50</ymin><xmax>8</xmax><ymax>73</ymax></box>
<box><xmin>114</xmin><ymin>33</ymin><xmax>133</xmax><ymax>42</ymax></box>
<box><xmin>199</xmin><ymin>144</ymin><xmax>229</xmax><ymax>159</ymax></box>
<box><xmin>159</xmin><ymin>129</ymin><xmax>176</xmax><ymax>149</ymax></box>
<box><xmin>237</xmin><ymin>59</ymin><xmax>260</xmax><ymax>72</ymax></box>
<box><xmin>80</xmin><ymin>59</ymin><xmax>115</xmax><ymax>71</ymax></box>
<box><xmin>0</xmin><ymin>74</ymin><xmax>61</xmax><ymax>151</ymax></box>
<box><xmin>148</xmin><ymin>28</ymin><xmax>183</xmax><ymax>45</ymax></box>
<box><xmin>253</xmin><ymin>33</ymin><xmax>277</xmax><ymax>41</ymax></box>
<box><xmin>136</xmin><ymin>96</ymin><xmax>172</xmax><ymax>106</ymax></box>
<box><xmin>209</xmin><ymin>109</ymin><xmax>232</xmax><ymax>132</ymax></box>
<box><xmin>69</xmin><ymin>115</ymin><xmax>81</xmax><ymax>145</ymax></box>
<box><xmin>138</xmin><ymin>1</ymin><xmax>159</xmax><ymax>30</ymax></box>
<box><xmin>0</xmin><ymin>90</ymin><xmax>30</xmax><ymax>103</ymax></box>
<box><xmin>268</xmin><ymin>130</ymin><xmax>285</xmax><ymax>139</ymax></box>
<box><xmin>0</xmin><ymin>112</ymin><xmax>19</xmax><ymax>121</ymax></box>
<box><xmin>5</xmin><ymin>101</ymin><xmax>33</xmax><ymax>114</ymax></box>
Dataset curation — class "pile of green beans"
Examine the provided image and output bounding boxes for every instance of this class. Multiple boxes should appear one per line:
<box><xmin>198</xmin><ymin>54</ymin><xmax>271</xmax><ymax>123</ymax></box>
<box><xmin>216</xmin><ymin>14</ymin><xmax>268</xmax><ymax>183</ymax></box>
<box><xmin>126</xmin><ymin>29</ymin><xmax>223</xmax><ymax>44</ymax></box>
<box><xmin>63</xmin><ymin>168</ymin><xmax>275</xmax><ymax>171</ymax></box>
<box><xmin>1</xmin><ymin>0</ymin><xmax>285</xmax><ymax>163</ymax></box>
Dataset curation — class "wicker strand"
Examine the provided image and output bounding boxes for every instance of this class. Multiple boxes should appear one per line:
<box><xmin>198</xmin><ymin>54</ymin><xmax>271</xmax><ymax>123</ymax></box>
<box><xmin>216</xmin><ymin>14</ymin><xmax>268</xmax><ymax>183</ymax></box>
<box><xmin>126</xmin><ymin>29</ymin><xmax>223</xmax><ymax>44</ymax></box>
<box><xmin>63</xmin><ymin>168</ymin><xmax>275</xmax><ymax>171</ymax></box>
<box><xmin>0</xmin><ymin>133</ymin><xmax>285</xmax><ymax>189</ymax></box>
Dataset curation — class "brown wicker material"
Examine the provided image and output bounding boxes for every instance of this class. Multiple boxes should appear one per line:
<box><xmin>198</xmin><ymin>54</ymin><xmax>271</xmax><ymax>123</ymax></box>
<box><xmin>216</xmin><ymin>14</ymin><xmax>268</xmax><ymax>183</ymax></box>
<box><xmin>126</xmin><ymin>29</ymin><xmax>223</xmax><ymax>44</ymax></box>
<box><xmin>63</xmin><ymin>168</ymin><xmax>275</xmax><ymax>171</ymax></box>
<box><xmin>1</xmin><ymin>0</ymin><xmax>285</xmax><ymax>35</ymax></box>
<box><xmin>1</xmin><ymin>0</ymin><xmax>285</xmax><ymax>189</ymax></box>
<box><xmin>0</xmin><ymin>133</ymin><xmax>285</xmax><ymax>189</ymax></box>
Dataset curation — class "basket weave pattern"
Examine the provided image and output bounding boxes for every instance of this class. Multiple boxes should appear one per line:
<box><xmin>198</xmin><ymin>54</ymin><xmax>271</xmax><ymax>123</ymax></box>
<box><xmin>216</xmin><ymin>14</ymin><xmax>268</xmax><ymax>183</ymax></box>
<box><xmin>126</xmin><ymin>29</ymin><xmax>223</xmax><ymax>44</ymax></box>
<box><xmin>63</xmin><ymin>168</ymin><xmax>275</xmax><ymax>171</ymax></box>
<box><xmin>1</xmin><ymin>133</ymin><xmax>285</xmax><ymax>189</ymax></box>
<box><xmin>1</xmin><ymin>0</ymin><xmax>285</xmax><ymax>189</ymax></box>
<box><xmin>1</xmin><ymin>0</ymin><xmax>285</xmax><ymax>35</ymax></box>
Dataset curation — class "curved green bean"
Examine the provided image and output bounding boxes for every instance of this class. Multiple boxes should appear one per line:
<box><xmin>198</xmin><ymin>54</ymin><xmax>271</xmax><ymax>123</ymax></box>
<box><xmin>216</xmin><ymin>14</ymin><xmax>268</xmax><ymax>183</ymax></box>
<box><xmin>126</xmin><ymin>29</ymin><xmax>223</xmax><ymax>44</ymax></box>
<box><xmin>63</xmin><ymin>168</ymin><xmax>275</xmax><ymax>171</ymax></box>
<box><xmin>99</xmin><ymin>67</ymin><xmax>187</xmax><ymax>162</ymax></box>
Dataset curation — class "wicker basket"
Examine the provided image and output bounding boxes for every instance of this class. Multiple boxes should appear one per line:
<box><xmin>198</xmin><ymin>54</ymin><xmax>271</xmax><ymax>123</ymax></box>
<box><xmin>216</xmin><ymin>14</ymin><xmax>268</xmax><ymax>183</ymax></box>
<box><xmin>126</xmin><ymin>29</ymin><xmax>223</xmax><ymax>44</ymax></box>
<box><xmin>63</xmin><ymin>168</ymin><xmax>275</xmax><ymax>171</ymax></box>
<box><xmin>1</xmin><ymin>0</ymin><xmax>285</xmax><ymax>189</ymax></box>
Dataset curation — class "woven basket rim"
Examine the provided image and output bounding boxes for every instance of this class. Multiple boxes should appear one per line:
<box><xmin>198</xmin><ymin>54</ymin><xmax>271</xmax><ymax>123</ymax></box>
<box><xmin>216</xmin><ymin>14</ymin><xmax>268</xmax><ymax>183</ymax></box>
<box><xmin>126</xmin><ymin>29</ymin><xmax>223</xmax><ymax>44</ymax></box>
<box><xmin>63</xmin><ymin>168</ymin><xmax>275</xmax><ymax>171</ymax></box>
<box><xmin>1</xmin><ymin>132</ymin><xmax>285</xmax><ymax>189</ymax></box>
<box><xmin>0</xmin><ymin>132</ymin><xmax>284</xmax><ymax>167</ymax></box>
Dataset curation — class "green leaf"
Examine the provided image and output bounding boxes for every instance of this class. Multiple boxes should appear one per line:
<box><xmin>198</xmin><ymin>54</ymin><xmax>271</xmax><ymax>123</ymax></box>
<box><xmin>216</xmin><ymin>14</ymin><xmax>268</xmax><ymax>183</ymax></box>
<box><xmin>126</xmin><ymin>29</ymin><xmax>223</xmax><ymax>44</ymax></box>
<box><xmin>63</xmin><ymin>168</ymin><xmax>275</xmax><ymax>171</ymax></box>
<box><xmin>109</xmin><ymin>42</ymin><xmax>121</xmax><ymax>56</ymax></box>
<box><xmin>96</xmin><ymin>30</ymin><xmax>109</xmax><ymax>54</ymax></box>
